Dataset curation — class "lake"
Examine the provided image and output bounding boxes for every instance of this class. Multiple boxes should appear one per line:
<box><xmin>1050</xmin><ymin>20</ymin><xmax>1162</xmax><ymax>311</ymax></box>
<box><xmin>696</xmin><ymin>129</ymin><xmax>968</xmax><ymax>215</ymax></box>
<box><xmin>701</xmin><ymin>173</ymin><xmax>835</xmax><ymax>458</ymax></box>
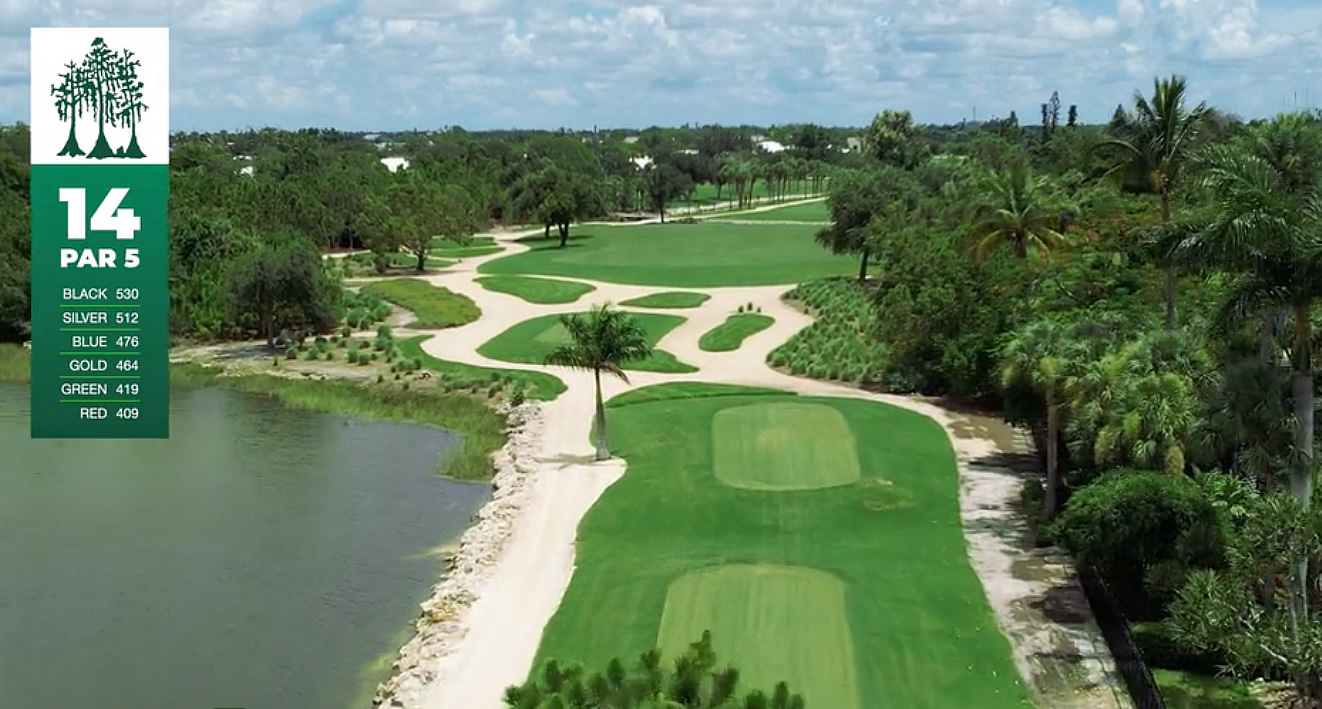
<box><xmin>0</xmin><ymin>383</ymin><xmax>489</xmax><ymax>709</ymax></box>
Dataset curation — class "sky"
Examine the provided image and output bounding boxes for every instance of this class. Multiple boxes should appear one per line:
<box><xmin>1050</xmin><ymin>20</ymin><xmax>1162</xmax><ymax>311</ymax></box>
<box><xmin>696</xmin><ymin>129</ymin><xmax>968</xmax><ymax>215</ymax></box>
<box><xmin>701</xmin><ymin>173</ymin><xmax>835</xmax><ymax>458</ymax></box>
<box><xmin>1</xmin><ymin>0</ymin><xmax>1320</xmax><ymax>132</ymax></box>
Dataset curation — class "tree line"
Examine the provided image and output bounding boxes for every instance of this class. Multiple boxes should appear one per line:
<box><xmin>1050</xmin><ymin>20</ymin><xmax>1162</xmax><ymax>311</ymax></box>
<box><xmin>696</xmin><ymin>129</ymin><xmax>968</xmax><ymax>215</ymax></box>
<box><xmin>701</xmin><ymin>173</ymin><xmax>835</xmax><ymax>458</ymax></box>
<box><xmin>0</xmin><ymin>122</ymin><xmax>847</xmax><ymax>345</ymax></box>
<box><xmin>811</xmin><ymin>78</ymin><xmax>1322</xmax><ymax>702</ymax></box>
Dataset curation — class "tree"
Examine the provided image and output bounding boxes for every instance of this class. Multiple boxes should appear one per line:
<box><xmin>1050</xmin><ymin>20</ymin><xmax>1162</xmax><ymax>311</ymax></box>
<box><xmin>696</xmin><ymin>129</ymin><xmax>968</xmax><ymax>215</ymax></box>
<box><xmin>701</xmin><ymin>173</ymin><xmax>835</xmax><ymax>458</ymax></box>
<box><xmin>640</xmin><ymin>162</ymin><xmax>691</xmax><ymax>222</ymax></box>
<box><xmin>967</xmin><ymin>159</ymin><xmax>1069</xmax><ymax>260</ymax></box>
<box><xmin>80</xmin><ymin>37</ymin><xmax>123</xmax><ymax>159</ymax></box>
<box><xmin>864</xmin><ymin>109</ymin><xmax>925</xmax><ymax>168</ymax></box>
<box><xmin>51</xmin><ymin>61</ymin><xmax>87</xmax><ymax>157</ymax></box>
<box><xmin>504</xmin><ymin>632</ymin><xmax>805</xmax><ymax>709</ymax></box>
<box><xmin>1001</xmin><ymin>319</ymin><xmax>1074</xmax><ymax>515</ymax></box>
<box><xmin>113</xmin><ymin>48</ymin><xmax>146</xmax><ymax>158</ymax></box>
<box><xmin>1101</xmin><ymin>74</ymin><xmax>1209</xmax><ymax>329</ymax></box>
<box><xmin>1170</xmin><ymin>492</ymin><xmax>1322</xmax><ymax>703</ymax></box>
<box><xmin>816</xmin><ymin>166</ymin><xmax>917</xmax><ymax>281</ymax></box>
<box><xmin>543</xmin><ymin>305</ymin><xmax>652</xmax><ymax>461</ymax></box>
<box><xmin>227</xmin><ymin>238</ymin><xmax>339</xmax><ymax>348</ymax></box>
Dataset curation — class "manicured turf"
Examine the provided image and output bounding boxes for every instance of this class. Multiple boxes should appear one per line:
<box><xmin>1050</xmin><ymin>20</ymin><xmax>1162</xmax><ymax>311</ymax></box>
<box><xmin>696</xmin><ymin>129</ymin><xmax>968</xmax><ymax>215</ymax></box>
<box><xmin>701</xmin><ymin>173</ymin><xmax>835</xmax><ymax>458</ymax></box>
<box><xmin>384</xmin><ymin>252</ymin><xmax>455</xmax><ymax>270</ymax></box>
<box><xmin>477</xmin><ymin>222</ymin><xmax>858</xmax><ymax>287</ymax></box>
<box><xmin>474</xmin><ymin>275</ymin><xmax>595</xmax><ymax>304</ymax></box>
<box><xmin>709</xmin><ymin>200</ymin><xmax>830</xmax><ymax>222</ymax></box>
<box><xmin>619</xmin><ymin>291</ymin><xmax>711</xmax><ymax>309</ymax></box>
<box><xmin>711</xmin><ymin>402</ymin><xmax>860</xmax><ymax>490</ymax></box>
<box><xmin>477</xmin><ymin>312</ymin><xmax>697</xmax><ymax>374</ymax></box>
<box><xmin>359</xmin><ymin>278</ymin><xmax>480</xmax><ymax>329</ymax></box>
<box><xmin>657</xmin><ymin>564</ymin><xmax>860</xmax><ymax>709</ymax></box>
<box><xmin>608</xmin><ymin>382</ymin><xmax>787</xmax><ymax>408</ymax></box>
<box><xmin>396</xmin><ymin>336</ymin><xmax>566</xmax><ymax>401</ymax></box>
<box><xmin>698</xmin><ymin>313</ymin><xmax>775</xmax><ymax>352</ymax></box>
<box><xmin>534</xmin><ymin>385</ymin><xmax>1030</xmax><ymax>709</ymax></box>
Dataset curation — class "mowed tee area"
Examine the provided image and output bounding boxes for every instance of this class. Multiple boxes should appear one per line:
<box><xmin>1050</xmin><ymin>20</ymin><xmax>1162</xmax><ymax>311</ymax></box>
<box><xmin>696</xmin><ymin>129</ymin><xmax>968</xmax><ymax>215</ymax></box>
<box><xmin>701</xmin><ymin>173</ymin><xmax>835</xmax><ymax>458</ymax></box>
<box><xmin>534</xmin><ymin>384</ymin><xmax>1031</xmax><ymax>709</ymax></box>
<box><xmin>478</xmin><ymin>219</ymin><xmax>856</xmax><ymax>287</ymax></box>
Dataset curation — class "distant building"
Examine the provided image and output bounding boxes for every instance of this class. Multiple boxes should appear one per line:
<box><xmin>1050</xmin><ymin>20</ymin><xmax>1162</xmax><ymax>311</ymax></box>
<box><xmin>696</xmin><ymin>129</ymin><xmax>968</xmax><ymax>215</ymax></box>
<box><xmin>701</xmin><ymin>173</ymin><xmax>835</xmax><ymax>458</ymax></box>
<box><xmin>756</xmin><ymin>140</ymin><xmax>786</xmax><ymax>153</ymax></box>
<box><xmin>363</xmin><ymin>133</ymin><xmax>381</xmax><ymax>141</ymax></box>
<box><xmin>678</xmin><ymin>148</ymin><xmax>698</xmax><ymax>155</ymax></box>
<box><xmin>623</xmin><ymin>136</ymin><xmax>640</xmax><ymax>144</ymax></box>
<box><xmin>631</xmin><ymin>156</ymin><xmax>653</xmax><ymax>169</ymax></box>
<box><xmin>381</xmin><ymin>156</ymin><xmax>410</xmax><ymax>172</ymax></box>
<box><xmin>845</xmin><ymin>137</ymin><xmax>862</xmax><ymax>151</ymax></box>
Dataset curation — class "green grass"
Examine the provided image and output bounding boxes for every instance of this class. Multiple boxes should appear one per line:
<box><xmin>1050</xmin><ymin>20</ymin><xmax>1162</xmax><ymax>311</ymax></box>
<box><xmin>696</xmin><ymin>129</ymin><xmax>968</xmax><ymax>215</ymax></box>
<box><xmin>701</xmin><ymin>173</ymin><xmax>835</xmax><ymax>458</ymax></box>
<box><xmin>429</xmin><ymin>236</ymin><xmax>502</xmax><ymax>259</ymax></box>
<box><xmin>478</xmin><ymin>222</ymin><xmax>858</xmax><ymax>287</ymax></box>
<box><xmin>712</xmin><ymin>402</ymin><xmax>860</xmax><ymax>490</ymax></box>
<box><xmin>698</xmin><ymin>313</ymin><xmax>775</xmax><ymax>352</ymax></box>
<box><xmin>607</xmin><ymin>382</ymin><xmax>787</xmax><ymax>408</ymax></box>
<box><xmin>619</xmin><ymin>291</ymin><xmax>711</xmax><ymax>309</ymax></box>
<box><xmin>0</xmin><ymin>343</ymin><xmax>28</xmax><ymax>382</ymax></box>
<box><xmin>657</xmin><ymin>564</ymin><xmax>861</xmax><ymax>709</ymax></box>
<box><xmin>1153</xmin><ymin>670</ymin><xmax>1264</xmax><ymax>709</ymax></box>
<box><xmin>384</xmin><ymin>252</ymin><xmax>454</xmax><ymax>270</ymax></box>
<box><xmin>396</xmin><ymin>336</ymin><xmax>566</xmax><ymax>401</ymax></box>
<box><xmin>169</xmin><ymin>363</ymin><xmax>506</xmax><ymax>481</ymax></box>
<box><xmin>709</xmin><ymin>200</ymin><xmax>830</xmax><ymax>222</ymax></box>
<box><xmin>475</xmin><ymin>275</ymin><xmax>595</xmax><ymax>305</ymax></box>
<box><xmin>360</xmin><ymin>278</ymin><xmax>481</xmax><ymax>329</ymax></box>
<box><xmin>534</xmin><ymin>390</ymin><xmax>1031</xmax><ymax>709</ymax></box>
<box><xmin>477</xmin><ymin>312</ymin><xmax>698</xmax><ymax>374</ymax></box>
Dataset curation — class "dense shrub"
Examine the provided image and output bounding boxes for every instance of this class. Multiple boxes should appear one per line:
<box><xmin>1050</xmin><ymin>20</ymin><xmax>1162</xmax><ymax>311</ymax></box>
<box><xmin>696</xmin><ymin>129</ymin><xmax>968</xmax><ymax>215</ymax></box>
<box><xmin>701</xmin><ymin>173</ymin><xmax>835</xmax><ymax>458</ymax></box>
<box><xmin>1052</xmin><ymin>469</ymin><xmax>1225</xmax><ymax>618</ymax></box>
<box><xmin>769</xmin><ymin>277</ymin><xmax>889</xmax><ymax>385</ymax></box>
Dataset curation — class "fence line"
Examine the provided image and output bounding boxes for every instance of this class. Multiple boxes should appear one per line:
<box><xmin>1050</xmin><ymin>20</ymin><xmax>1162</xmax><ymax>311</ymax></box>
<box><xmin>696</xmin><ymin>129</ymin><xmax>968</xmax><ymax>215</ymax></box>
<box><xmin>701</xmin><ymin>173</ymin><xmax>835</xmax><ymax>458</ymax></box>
<box><xmin>1077</xmin><ymin>565</ymin><xmax>1168</xmax><ymax>709</ymax></box>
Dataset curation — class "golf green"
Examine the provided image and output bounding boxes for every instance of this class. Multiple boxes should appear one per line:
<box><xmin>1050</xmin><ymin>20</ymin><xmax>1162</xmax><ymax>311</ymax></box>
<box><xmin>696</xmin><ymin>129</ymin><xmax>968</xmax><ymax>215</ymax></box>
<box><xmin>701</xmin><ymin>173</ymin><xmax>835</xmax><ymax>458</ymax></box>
<box><xmin>477</xmin><ymin>222</ymin><xmax>857</xmax><ymax>287</ymax></box>
<box><xmin>657</xmin><ymin>564</ymin><xmax>860</xmax><ymax>709</ymax></box>
<box><xmin>475</xmin><ymin>275</ymin><xmax>595</xmax><ymax>304</ymax></box>
<box><xmin>534</xmin><ymin>383</ymin><xmax>1031</xmax><ymax>709</ymax></box>
<box><xmin>477</xmin><ymin>312</ymin><xmax>698</xmax><ymax>374</ymax></box>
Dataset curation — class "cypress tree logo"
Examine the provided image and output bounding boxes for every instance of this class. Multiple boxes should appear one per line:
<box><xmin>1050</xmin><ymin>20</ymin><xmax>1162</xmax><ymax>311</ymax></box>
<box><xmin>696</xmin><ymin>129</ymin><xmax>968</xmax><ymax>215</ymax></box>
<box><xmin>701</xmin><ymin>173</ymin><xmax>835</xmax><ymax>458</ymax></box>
<box><xmin>50</xmin><ymin>37</ymin><xmax>149</xmax><ymax>160</ymax></box>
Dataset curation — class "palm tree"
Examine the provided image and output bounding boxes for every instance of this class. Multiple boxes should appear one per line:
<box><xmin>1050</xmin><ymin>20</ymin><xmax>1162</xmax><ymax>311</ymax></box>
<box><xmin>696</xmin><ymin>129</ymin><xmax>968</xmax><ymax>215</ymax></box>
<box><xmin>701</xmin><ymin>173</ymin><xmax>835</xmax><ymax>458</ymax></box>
<box><xmin>1185</xmin><ymin>139</ymin><xmax>1322</xmax><ymax>511</ymax></box>
<box><xmin>544</xmin><ymin>305</ymin><xmax>652</xmax><ymax>460</ymax></box>
<box><xmin>1001</xmin><ymin>319</ymin><xmax>1074</xmax><ymax>516</ymax></box>
<box><xmin>968</xmin><ymin>159</ymin><xmax>1068</xmax><ymax>260</ymax></box>
<box><xmin>1101</xmin><ymin>74</ymin><xmax>1209</xmax><ymax>329</ymax></box>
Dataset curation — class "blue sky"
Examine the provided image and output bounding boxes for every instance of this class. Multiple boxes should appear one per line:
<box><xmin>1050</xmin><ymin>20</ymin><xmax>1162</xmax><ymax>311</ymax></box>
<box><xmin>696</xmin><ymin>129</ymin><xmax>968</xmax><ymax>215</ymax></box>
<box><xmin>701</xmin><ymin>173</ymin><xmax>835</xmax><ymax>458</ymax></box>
<box><xmin>2</xmin><ymin>0</ymin><xmax>1320</xmax><ymax>131</ymax></box>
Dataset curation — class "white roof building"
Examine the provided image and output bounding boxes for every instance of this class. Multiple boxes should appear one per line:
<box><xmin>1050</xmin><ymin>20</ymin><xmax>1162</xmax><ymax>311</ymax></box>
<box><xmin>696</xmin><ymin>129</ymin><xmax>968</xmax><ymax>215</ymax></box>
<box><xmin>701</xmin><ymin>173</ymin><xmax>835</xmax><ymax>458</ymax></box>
<box><xmin>381</xmin><ymin>156</ymin><xmax>410</xmax><ymax>172</ymax></box>
<box><xmin>757</xmin><ymin>140</ymin><xmax>786</xmax><ymax>153</ymax></box>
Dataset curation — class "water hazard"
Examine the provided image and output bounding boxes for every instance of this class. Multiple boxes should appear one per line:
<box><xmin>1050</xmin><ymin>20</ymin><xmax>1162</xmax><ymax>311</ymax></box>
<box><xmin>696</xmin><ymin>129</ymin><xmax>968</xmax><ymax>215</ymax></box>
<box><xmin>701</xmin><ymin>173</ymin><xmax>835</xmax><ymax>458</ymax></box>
<box><xmin>0</xmin><ymin>383</ymin><xmax>488</xmax><ymax>708</ymax></box>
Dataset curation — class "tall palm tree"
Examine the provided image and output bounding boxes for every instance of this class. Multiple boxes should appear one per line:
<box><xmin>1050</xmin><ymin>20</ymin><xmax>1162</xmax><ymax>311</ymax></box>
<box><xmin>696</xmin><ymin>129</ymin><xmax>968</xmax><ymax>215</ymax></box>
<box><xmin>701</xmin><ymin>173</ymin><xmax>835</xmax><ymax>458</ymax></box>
<box><xmin>544</xmin><ymin>305</ymin><xmax>652</xmax><ymax>461</ymax></box>
<box><xmin>968</xmin><ymin>159</ymin><xmax>1069</xmax><ymax>260</ymax></box>
<box><xmin>1101</xmin><ymin>74</ymin><xmax>1209</xmax><ymax>329</ymax></box>
<box><xmin>1186</xmin><ymin>141</ymin><xmax>1322</xmax><ymax>508</ymax></box>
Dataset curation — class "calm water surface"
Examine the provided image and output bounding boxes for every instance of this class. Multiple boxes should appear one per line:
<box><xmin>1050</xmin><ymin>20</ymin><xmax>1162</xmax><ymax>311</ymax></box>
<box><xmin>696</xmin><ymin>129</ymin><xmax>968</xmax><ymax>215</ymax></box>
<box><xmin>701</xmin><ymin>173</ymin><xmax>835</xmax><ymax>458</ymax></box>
<box><xmin>0</xmin><ymin>383</ymin><xmax>489</xmax><ymax>709</ymax></box>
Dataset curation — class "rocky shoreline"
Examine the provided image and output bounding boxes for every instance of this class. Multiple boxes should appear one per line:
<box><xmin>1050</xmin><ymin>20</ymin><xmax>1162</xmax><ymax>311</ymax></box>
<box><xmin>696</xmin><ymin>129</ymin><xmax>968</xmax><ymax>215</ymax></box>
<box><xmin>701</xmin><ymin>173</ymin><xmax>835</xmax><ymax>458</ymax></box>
<box><xmin>372</xmin><ymin>400</ymin><xmax>544</xmax><ymax>708</ymax></box>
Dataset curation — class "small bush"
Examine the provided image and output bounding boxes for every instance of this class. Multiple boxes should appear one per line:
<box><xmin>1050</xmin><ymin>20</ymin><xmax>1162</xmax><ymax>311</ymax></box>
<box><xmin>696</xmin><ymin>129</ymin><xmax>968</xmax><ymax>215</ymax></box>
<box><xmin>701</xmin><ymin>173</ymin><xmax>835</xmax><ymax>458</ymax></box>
<box><xmin>285</xmin><ymin>346</ymin><xmax>299</xmax><ymax>360</ymax></box>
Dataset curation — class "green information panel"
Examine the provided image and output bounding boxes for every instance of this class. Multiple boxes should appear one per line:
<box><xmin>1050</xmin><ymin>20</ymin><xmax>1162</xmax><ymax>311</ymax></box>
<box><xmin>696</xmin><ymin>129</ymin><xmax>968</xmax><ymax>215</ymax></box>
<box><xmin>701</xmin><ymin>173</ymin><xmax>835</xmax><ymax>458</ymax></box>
<box><xmin>29</xmin><ymin>27</ymin><xmax>170</xmax><ymax>438</ymax></box>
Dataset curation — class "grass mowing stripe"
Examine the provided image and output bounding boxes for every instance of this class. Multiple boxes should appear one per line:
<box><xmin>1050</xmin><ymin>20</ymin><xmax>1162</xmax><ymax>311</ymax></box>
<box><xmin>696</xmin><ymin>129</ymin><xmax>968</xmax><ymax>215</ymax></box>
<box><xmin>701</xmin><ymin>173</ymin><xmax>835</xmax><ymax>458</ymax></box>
<box><xmin>396</xmin><ymin>336</ymin><xmax>566</xmax><ymax>401</ymax></box>
<box><xmin>478</xmin><ymin>312</ymin><xmax>697</xmax><ymax>374</ymax></box>
<box><xmin>711</xmin><ymin>402</ymin><xmax>860</xmax><ymax>490</ymax></box>
<box><xmin>698</xmin><ymin>313</ymin><xmax>775</xmax><ymax>352</ymax></box>
<box><xmin>478</xmin><ymin>222</ymin><xmax>857</xmax><ymax>287</ymax></box>
<box><xmin>475</xmin><ymin>275</ymin><xmax>595</xmax><ymax>305</ymax></box>
<box><xmin>619</xmin><ymin>291</ymin><xmax>711</xmax><ymax>309</ymax></box>
<box><xmin>657</xmin><ymin>564</ymin><xmax>860</xmax><ymax>709</ymax></box>
<box><xmin>534</xmin><ymin>393</ymin><xmax>1031</xmax><ymax>709</ymax></box>
<box><xmin>360</xmin><ymin>279</ymin><xmax>479</xmax><ymax>329</ymax></box>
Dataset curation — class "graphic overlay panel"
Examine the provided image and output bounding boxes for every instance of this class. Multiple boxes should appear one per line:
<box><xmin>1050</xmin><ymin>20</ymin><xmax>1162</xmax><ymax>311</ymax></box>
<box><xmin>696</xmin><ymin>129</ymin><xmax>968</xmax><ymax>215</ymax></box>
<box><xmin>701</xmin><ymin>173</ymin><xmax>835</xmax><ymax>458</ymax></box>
<box><xmin>29</xmin><ymin>28</ymin><xmax>169</xmax><ymax>438</ymax></box>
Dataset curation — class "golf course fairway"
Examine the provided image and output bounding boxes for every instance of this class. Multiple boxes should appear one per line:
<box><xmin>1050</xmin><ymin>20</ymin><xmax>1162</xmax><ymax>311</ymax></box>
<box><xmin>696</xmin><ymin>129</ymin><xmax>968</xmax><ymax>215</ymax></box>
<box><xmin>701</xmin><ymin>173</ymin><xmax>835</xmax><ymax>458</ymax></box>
<box><xmin>533</xmin><ymin>384</ymin><xmax>1032</xmax><ymax>709</ymax></box>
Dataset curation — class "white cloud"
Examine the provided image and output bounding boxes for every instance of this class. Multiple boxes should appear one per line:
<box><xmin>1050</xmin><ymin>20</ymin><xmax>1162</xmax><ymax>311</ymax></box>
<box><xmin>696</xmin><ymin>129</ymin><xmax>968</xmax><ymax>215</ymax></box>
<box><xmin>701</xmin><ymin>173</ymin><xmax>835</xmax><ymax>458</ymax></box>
<box><xmin>0</xmin><ymin>0</ymin><xmax>1318</xmax><ymax>129</ymax></box>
